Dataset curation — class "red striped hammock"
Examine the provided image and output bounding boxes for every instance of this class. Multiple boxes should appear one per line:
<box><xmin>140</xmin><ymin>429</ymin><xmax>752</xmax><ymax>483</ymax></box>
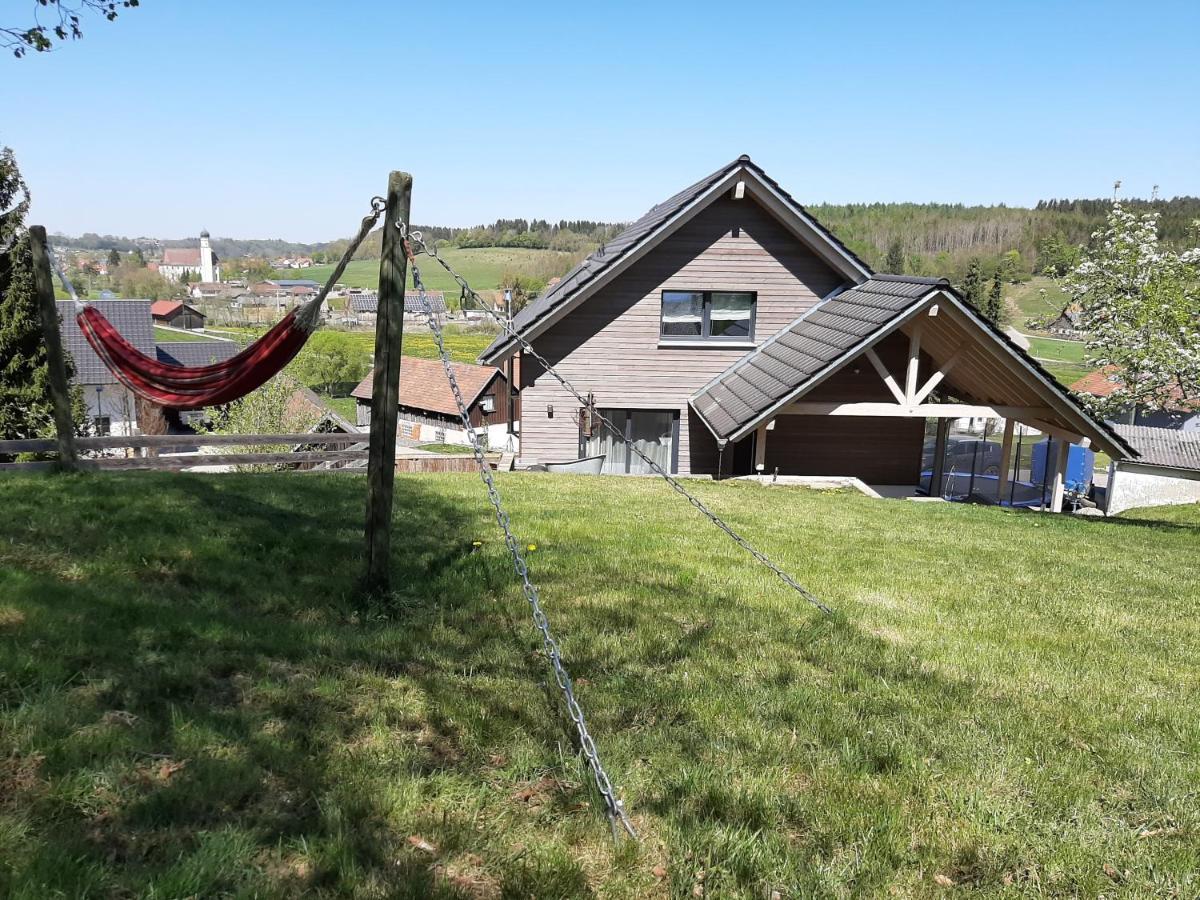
<box><xmin>77</xmin><ymin>303</ymin><xmax>317</xmax><ymax>409</ymax></box>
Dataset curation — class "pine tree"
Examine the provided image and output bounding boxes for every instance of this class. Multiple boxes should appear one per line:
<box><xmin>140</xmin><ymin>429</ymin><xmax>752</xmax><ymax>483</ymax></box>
<box><xmin>0</xmin><ymin>146</ymin><xmax>84</xmax><ymax>448</ymax></box>
<box><xmin>986</xmin><ymin>271</ymin><xmax>1003</xmax><ymax>323</ymax></box>
<box><xmin>107</xmin><ymin>247</ymin><xmax>120</xmax><ymax>268</ymax></box>
<box><xmin>885</xmin><ymin>238</ymin><xmax>905</xmax><ymax>274</ymax></box>
<box><xmin>132</xmin><ymin>246</ymin><xmax>146</xmax><ymax>267</ymax></box>
<box><xmin>961</xmin><ymin>257</ymin><xmax>983</xmax><ymax>310</ymax></box>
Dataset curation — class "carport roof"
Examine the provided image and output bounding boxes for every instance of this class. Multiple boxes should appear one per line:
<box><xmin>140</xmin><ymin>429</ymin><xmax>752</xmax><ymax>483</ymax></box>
<box><xmin>690</xmin><ymin>277</ymin><xmax>946</xmax><ymax>441</ymax></box>
<box><xmin>688</xmin><ymin>276</ymin><xmax>1134</xmax><ymax>458</ymax></box>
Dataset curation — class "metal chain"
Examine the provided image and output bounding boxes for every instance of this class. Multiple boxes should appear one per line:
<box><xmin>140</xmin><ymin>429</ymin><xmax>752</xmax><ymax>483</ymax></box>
<box><xmin>404</xmin><ymin>242</ymin><xmax>637</xmax><ymax>841</ymax></box>
<box><xmin>402</xmin><ymin>228</ymin><xmax>831</xmax><ymax>616</ymax></box>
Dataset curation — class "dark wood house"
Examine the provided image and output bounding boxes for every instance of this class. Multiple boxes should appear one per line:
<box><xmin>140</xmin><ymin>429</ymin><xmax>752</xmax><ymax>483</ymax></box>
<box><xmin>150</xmin><ymin>300</ymin><xmax>207</xmax><ymax>330</ymax></box>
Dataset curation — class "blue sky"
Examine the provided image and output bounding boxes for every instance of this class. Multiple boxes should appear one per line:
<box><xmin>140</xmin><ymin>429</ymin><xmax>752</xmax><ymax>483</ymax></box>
<box><xmin>3</xmin><ymin>0</ymin><xmax>1198</xmax><ymax>242</ymax></box>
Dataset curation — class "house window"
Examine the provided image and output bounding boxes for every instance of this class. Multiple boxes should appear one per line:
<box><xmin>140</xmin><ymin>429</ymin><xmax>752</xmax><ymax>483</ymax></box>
<box><xmin>480</xmin><ymin>394</ymin><xmax>496</xmax><ymax>414</ymax></box>
<box><xmin>93</xmin><ymin>415</ymin><xmax>111</xmax><ymax>436</ymax></box>
<box><xmin>660</xmin><ymin>290</ymin><xmax>755</xmax><ymax>341</ymax></box>
<box><xmin>581</xmin><ymin>409</ymin><xmax>679</xmax><ymax>474</ymax></box>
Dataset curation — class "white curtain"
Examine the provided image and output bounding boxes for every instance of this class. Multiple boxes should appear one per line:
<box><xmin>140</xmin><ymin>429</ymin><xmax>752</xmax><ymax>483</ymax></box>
<box><xmin>628</xmin><ymin>411</ymin><xmax>673</xmax><ymax>475</ymax></box>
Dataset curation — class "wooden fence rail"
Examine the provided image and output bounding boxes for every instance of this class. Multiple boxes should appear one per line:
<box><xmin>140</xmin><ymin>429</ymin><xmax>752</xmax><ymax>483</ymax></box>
<box><xmin>1</xmin><ymin>449</ymin><xmax>371</xmax><ymax>473</ymax></box>
<box><xmin>0</xmin><ymin>432</ymin><xmax>365</xmax><ymax>455</ymax></box>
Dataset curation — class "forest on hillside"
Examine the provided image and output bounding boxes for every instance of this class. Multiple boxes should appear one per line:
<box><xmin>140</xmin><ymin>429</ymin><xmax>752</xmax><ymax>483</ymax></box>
<box><xmin>53</xmin><ymin>196</ymin><xmax>1200</xmax><ymax>284</ymax></box>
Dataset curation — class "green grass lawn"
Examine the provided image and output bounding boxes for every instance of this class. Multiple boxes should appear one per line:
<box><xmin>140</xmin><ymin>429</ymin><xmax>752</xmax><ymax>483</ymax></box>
<box><xmin>297</xmin><ymin>247</ymin><xmax>577</xmax><ymax>297</ymax></box>
<box><xmin>153</xmin><ymin>326</ymin><xmax>228</xmax><ymax>343</ymax></box>
<box><xmin>1005</xmin><ymin>275</ymin><xmax>1071</xmax><ymax>326</ymax></box>
<box><xmin>1</xmin><ymin>474</ymin><xmax>1197</xmax><ymax>896</ymax></box>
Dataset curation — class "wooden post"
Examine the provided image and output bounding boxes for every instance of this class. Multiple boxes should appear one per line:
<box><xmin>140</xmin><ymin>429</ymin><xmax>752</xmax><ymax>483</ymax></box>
<box><xmin>929</xmin><ymin>418</ymin><xmax>949</xmax><ymax>497</ymax></box>
<box><xmin>754</xmin><ymin>423</ymin><xmax>768</xmax><ymax>473</ymax></box>
<box><xmin>1049</xmin><ymin>439</ymin><xmax>1070</xmax><ymax>513</ymax></box>
<box><xmin>363</xmin><ymin>172</ymin><xmax>412</xmax><ymax>592</ymax></box>
<box><xmin>28</xmin><ymin>226</ymin><xmax>79</xmax><ymax>471</ymax></box>
<box><xmin>996</xmin><ymin>418</ymin><xmax>1015</xmax><ymax>504</ymax></box>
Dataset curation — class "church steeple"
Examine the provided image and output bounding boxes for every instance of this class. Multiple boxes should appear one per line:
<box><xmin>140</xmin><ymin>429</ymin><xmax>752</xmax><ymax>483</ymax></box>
<box><xmin>200</xmin><ymin>230</ymin><xmax>215</xmax><ymax>283</ymax></box>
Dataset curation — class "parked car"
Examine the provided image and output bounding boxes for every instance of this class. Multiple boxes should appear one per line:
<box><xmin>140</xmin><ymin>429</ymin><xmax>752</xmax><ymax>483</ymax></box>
<box><xmin>923</xmin><ymin>436</ymin><xmax>1004</xmax><ymax>476</ymax></box>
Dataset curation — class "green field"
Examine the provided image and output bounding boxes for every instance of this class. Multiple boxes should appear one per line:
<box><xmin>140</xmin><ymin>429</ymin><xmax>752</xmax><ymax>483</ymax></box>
<box><xmin>1005</xmin><ymin>276</ymin><xmax>1071</xmax><ymax>327</ymax></box>
<box><xmin>296</xmin><ymin>247</ymin><xmax>577</xmax><ymax>298</ymax></box>
<box><xmin>1025</xmin><ymin>334</ymin><xmax>1090</xmax><ymax>387</ymax></box>
<box><xmin>1</xmin><ymin>473</ymin><xmax>1197</xmax><ymax>897</ymax></box>
<box><xmin>214</xmin><ymin>325</ymin><xmax>496</xmax><ymax>366</ymax></box>
<box><xmin>153</xmin><ymin>326</ymin><xmax>226</xmax><ymax>343</ymax></box>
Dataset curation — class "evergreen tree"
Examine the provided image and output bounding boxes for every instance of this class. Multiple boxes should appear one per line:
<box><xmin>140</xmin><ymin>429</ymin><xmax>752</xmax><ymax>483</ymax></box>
<box><xmin>0</xmin><ymin>146</ymin><xmax>85</xmax><ymax>449</ymax></box>
<box><xmin>885</xmin><ymin>238</ymin><xmax>905</xmax><ymax>274</ymax></box>
<box><xmin>986</xmin><ymin>271</ymin><xmax>1003</xmax><ymax>323</ymax></box>
<box><xmin>107</xmin><ymin>247</ymin><xmax>120</xmax><ymax>268</ymax></box>
<box><xmin>961</xmin><ymin>257</ymin><xmax>983</xmax><ymax>310</ymax></box>
<box><xmin>131</xmin><ymin>246</ymin><xmax>146</xmax><ymax>267</ymax></box>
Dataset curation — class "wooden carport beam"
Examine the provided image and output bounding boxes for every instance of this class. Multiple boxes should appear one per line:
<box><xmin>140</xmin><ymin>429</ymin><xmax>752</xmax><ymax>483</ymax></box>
<box><xmin>754</xmin><ymin>423</ymin><xmax>768</xmax><ymax>472</ymax></box>
<box><xmin>903</xmin><ymin>320</ymin><xmax>923</xmax><ymax>403</ymax></box>
<box><xmin>912</xmin><ymin>345</ymin><xmax>965</xmax><ymax>405</ymax></box>
<box><xmin>864</xmin><ymin>347</ymin><xmax>906</xmax><ymax>405</ymax></box>
<box><xmin>783</xmin><ymin>401</ymin><xmax>1054</xmax><ymax>419</ymax></box>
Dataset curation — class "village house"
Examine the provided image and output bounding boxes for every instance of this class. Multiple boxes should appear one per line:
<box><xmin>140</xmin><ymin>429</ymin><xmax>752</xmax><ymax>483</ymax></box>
<box><xmin>347</xmin><ymin>291</ymin><xmax>447</xmax><ymax>325</ymax></box>
<box><xmin>351</xmin><ymin>356</ymin><xmax>512</xmax><ymax>448</ymax></box>
<box><xmin>158</xmin><ymin>231</ymin><xmax>221</xmax><ymax>283</ymax></box>
<box><xmin>150</xmin><ymin>300</ymin><xmax>207</xmax><ymax>330</ymax></box>
<box><xmin>479</xmin><ymin>155</ymin><xmax>1132</xmax><ymax>511</ymax></box>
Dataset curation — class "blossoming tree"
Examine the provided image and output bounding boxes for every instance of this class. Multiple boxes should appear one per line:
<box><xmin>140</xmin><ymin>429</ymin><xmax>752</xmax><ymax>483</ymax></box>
<box><xmin>1065</xmin><ymin>201</ymin><xmax>1200</xmax><ymax>417</ymax></box>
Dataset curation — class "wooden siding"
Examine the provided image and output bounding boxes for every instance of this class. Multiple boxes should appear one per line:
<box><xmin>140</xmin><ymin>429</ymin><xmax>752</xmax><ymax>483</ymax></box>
<box><xmin>518</xmin><ymin>196</ymin><xmax>845</xmax><ymax>472</ymax></box>
<box><xmin>762</xmin><ymin>415</ymin><xmax>925</xmax><ymax>484</ymax></box>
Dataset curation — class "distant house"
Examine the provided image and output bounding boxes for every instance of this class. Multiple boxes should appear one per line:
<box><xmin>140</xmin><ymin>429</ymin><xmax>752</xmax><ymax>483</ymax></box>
<box><xmin>56</xmin><ymin>299</ymin><xmax>238</xmax><ymax>434</ymax></box>
<box><xmin>159</xmin><ymin>231</ymin><xmax>221</xmax><ymax>283</ymax></box>
<box><xmin>347</xmin><ymin>291</ymin><xmax>446</xmax><ymax>324</ymax></box>
<box><xmin>351</xmin><ymin>355</ymin><xmax>511</xmax><ymax>447</ymax></box>
<box><xmin>151</xmin><ymin>300</ymin><xmax>207</xmax><ymax>330</ymax></box>
<box><xmin>1071</xmin><ymin>367</ymin><xmax>1200</xmax><ymax>431</ymax></box>
<box><xmin>188</xmin><ymin>282</ymin><xmax>236</xmax><ymax>300</ymax></box>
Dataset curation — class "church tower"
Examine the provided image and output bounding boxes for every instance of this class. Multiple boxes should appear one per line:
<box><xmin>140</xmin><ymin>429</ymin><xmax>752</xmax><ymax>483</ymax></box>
<box><xmin>199</xmin><ymin>229</ymin><xmax>217</xmax><ymax>283</ymax></box>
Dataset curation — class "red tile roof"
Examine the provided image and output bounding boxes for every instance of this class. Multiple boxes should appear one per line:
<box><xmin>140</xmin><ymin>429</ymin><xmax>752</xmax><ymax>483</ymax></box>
<box><xmin>351</xmin><ymin>356</ymin><xmax>501</xmax><ymax>417</ymax></box>
<box><xmin>150</xmin><ymin>300</ymin><xmax>183</xmax><ymax>318</ymax></box>
<box><xmin>1071</xmin><ymin>366</ymin><xmax>1193</xmax><ymax>407</ymax></box>
<box><xmin>162</xmin><ymin>248</ymin><xmax>201</xmax><ymax>266</ymax></box>
<box><xmin>1070</xmin><ymin>366</ymin><xmax>1121</xmax><ymax>397</ymax></box>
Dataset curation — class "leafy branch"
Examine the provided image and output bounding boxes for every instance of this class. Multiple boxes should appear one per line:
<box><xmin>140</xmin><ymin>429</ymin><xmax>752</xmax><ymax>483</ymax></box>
<box><xmin>3</xmin><ymin>1</ymin><xmax>138</xmax><ymax>58</ymax></box>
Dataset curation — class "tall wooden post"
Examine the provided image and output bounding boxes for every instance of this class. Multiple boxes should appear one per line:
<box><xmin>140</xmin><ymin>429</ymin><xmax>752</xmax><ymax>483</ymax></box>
<box><xmin>363</xmin><ymin>172</ymin><xmax>412</xmax><ymax>592</ymax></box>
<box><xmin>995</xmin><ymin>418</ymin><xmax>1015</xmax><ymax>504</ymax></box>
<box><xmin>1049</xmin><ymin>439</ymin><xmax>1070</xmax><ymax>513</ymax></box>
<box><xmin>929</xmin><ymin>418</ymin><xmax>949</xmax><ymax>497</ymax></box>
<box><xmin>28</xmin><ymin>226</ymin><xmax>79</xmax><ymax>472</ymax></box>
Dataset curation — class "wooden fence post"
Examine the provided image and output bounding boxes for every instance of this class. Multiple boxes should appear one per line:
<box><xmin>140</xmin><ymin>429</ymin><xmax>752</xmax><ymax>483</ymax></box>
<box><xmin>28</xmin><ymin>226</ymin><xmax>79</xmax><ymax>472</ymax></box>
<box><xmin>363</xmin><ymin>172</ymin><xmax>412</xmax><ymax>592</ymax></box>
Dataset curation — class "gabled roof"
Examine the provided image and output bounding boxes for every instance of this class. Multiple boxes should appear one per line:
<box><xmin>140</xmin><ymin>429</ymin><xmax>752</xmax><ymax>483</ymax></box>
<box><xmin>56</xmin><ymin>299</ymin><xmax>156</xmax><ymax>385</ymax></box>
<box><xmin>479</xmin><ymin>155</ymin><xmax>871</xmax><ymax>364</ymax></box>
<box><xmin>692</xmin><ymin>277</ymin><xmax>942</xmax><ymax>441</ymax></box>
<box><xmin>155</xmin><ymin>340</ymin><xmax>238</xmax><ymax>367</ymax></box>
<box><xmin>351</xmin><ymin>356</ymin><xmax>502</xmax><ymax>417</ymax></box>
<box><xmin>150</xmin><ymin>300</ymin><xmax>183</xmax><ymax>317</ymax></box>
<box><xmin>348</xmin><ymin>291</ymin><xmax>446</xmax><ymax>314</ymax></box>
<box><xmin>162</xmin><ymin>248</ymin><xmax>201</xmax><ymax>266</ymax></box>
<box><xmin>689</xmin><ymin>276</ymin><xmax>1135</xmax><ymax>457</ymax></box>
<box><xmin>1113</xmin><ymin>424</ymin><xmax>1200</xmax><ymax>472</ymax></box>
